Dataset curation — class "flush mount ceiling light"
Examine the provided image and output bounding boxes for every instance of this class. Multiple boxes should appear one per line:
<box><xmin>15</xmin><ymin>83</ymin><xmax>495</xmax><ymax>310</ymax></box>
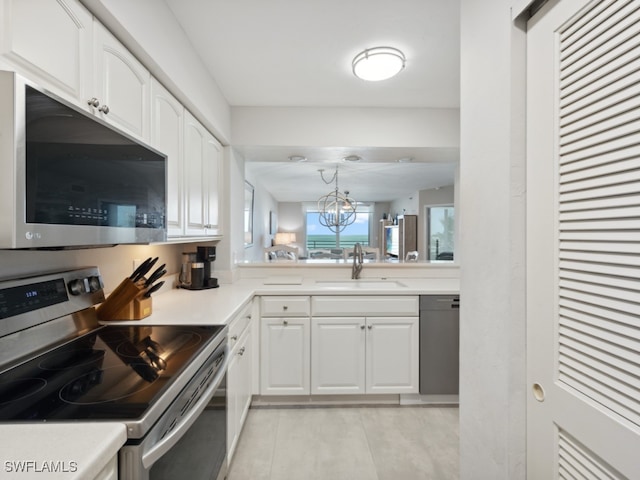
<box><xmin>317</xmin><ymin>166</ymin><xmax>357</xmax><ymax>233</ymax></box>
<box><xmin>352</xmin><ymin>46</ymin><xmax>406</xmax><ymax>81</ymax></box>
<box><xmin>288</xmin><ymin>155</ymin><xmax>307</xmax><ymax>162</ymax></box>
<box><xmin>342</xmin><ymin>155</ymin><xmax>362</xmax><ymax>163</ymax></box>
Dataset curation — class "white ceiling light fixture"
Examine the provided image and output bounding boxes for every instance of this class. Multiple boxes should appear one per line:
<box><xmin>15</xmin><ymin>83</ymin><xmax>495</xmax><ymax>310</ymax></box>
<box><xmin>342</xmin><ymin>155</ymin><xmax>362</xmax><ymax>163</ymax></box>
<box><xmin>317</xmin><ymin>166</ymin><xmax>357</xmax><ymax>233</ymax></box>
<box><xmin>352</xmin><ymin>46</ymin><xmax>406</xmax><ymax>82</ymax></box>
<box><xmin>288</xmin><ymin>155</ymin><xmax>307</xmax><ymax>162</ymax></box>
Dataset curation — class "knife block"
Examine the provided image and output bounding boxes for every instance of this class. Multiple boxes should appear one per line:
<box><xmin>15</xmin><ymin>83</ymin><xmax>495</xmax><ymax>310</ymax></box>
<box><xmin>113</xmin><ymin>295</ymin><xmax>153</xmax><ymax>320</ymax></box>
<box><xmin>96</xmin><ymin>278</ymin><xmax>150</xmax><ymax>321</ymax></box>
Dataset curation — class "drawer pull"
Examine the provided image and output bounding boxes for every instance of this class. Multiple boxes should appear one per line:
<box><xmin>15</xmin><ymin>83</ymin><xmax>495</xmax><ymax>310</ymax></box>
<box><xmin>238</xmin><ymin>347</ymin><xmax>246</xmax><ymax>356</ymax></box>
<box><xmin>360</xmin><ymin>325</ymin><xmax>365</xmax><ymax>330</ymax></box>
<box><xmin>367</xmin><ymin>325</ymin><xmax>372</xmax><ymax>330</ymax></box>
<box><xmin>230</xmin><ymin>335</ymin><xmax>238</xmax><ymax>341</ymax></box>
<box><xmin>283</xmin><ymin>320</ymin><xmax>288</xmax><ymax>326</ymax></box>
<box><xmin>283</xmin><ymin>305</ymin><xmax>288</xmax><ymax>311</ymax></box>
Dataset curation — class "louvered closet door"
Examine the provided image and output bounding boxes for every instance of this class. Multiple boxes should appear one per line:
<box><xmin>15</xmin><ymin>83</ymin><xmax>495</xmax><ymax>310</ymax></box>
<box><xmin>527</xmin><ymin>0</ymin><xmax>640</xmax><ymax>478</ymax></box>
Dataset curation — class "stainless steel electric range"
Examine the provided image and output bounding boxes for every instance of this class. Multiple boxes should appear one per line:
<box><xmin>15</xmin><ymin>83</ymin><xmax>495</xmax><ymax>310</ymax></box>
<box><xmin>0</xmin><ymin>267</ymin><xmax>228</xmax><ymax>480</ymax></box>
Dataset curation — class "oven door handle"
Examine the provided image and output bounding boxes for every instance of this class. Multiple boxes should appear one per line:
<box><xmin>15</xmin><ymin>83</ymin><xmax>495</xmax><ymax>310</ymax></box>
<box><xmin>142</xmin><ymin>345</ymin><xmax>229</xmax><ymax>469</ymax></box>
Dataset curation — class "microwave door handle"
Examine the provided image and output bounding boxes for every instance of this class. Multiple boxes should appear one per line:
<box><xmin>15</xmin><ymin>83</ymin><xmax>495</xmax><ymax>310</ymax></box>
<box><xmin>141</xmin><ymin>346</ymin><xmax>229</xmax><ymax>469</ymax></box>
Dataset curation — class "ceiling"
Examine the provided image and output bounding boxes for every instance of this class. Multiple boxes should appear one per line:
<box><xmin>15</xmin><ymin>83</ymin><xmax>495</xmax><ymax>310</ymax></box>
<box><xmin>164</xmin><ymin>0</ymin><xmax>461</xmax><ymax>202</ymax></box>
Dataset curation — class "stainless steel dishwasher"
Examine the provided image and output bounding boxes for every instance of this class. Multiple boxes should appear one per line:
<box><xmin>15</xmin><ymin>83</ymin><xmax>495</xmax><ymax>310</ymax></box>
<box><xmin>419</xmin><ymin>295</ymin><xmax>460</xmax><ymax>394</ymax></box>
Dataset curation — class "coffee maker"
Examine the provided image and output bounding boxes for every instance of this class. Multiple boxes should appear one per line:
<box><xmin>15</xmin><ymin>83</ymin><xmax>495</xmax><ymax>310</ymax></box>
<box><xmin>179</xmin><ymin>246</ymin><xmax>218</xmax><ymax>289</ymax></box>
<box><xmin>197</xmin><ymin>246</ymin><xmax>218</xmax><ymax>289</ymax></box>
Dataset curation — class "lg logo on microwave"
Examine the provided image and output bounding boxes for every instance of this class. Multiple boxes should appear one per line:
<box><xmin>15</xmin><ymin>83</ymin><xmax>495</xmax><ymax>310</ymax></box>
<box><xmin>25</xmin><ymin>232</ymin><xmax>42</xmax><ymax>240</ymax></box>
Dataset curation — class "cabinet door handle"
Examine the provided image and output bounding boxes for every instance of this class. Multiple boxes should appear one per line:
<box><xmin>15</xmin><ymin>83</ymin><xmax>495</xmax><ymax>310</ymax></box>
<box><xmin>283</xmin><ymin>320</ymin><xmax>288</xmax><ymax>326</ymax></box>
<box><xmin>282</xmin><ymin>305</ymin><xmax>288</xmax><ymax>311</ymax></box>
<box><xmin>360</xmin><ymin>325</ymin><xmax>365</xmax><ymax>330</ymax></box>
<box><xmin>87</xmin><ymin>97</ymin><xmax>100</xmax><ymax>107</ymax></box>
<box><xmin>230</xmin><ymin>335</ymin><xmax>238</xmax><ymax>341</ymax></box>
<box><xmin>98</xmin><ymin>104</ymin><xmax>110</xmax><ymax>114</ymax></box>
<box><xmin>238</xmin><ymin>347</ymin><xmax>246</xmax><ymax>356</ymax></box>
<box><xmin>246</xmin><ymin>315</ymin><xmax>252</xmax><ymax>319</ymax></box>
<box><xmin>367</xmin><ymin>325</ymin><xmax>372</xmax><ymax>330</ymax></box>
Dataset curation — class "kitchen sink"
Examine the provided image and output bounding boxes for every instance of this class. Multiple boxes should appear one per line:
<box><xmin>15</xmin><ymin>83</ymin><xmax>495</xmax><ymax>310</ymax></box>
<box><xmin>314</xmin><ymin>280</ymin><xmax>407</xmax><ymax>289</ymax></box>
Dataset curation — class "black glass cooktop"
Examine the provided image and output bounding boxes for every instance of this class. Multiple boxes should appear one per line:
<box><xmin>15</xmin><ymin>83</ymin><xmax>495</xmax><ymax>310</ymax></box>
<box><xmin>0</xmin><ymin>324</ymin><xmax>224</xmax><ymax>421</ymax></box>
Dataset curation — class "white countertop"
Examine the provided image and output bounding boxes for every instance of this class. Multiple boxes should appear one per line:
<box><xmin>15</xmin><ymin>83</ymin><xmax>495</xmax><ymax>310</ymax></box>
<box><xmin>0</xmin><ymin>423</ymin><xmax>126</xmax><ymax>479</ymax></box>
<box><xmin>111</xmin><ymin>276</ymin><xmax>460</xmax><ymax>326</ymax></box>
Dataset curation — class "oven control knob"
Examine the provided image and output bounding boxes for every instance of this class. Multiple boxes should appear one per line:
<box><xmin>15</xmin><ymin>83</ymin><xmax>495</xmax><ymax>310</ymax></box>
<box><xmin>87</xmin><ymin>275</ymin><xmax>104</xmax><ymax>293</ymax></box>
<box><xmin>67</xmin><ymin>278</ymin><xmax>88</xmax><ymax>296</ymax></box>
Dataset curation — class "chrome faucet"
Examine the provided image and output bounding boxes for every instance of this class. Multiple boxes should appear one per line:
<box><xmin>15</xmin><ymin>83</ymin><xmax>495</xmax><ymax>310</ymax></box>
<box><xmin>352</xmin><ymin>242</ymin><xmax>363</xmax><ymax>280</ymax></box>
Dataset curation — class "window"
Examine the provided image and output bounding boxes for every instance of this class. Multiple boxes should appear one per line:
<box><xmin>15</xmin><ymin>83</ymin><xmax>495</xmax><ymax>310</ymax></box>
<box><xmin>427</xmin><ymin>205</ymin><xmax>455</xmax><ymax>261</ymax></box>
<box><xmin>306</xmin><ymin>211</ymin><xmax>370</xmax><ymax>250</ymax></box>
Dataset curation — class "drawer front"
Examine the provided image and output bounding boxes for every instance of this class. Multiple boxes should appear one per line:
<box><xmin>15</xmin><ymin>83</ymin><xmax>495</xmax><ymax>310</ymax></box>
<box><xmin>229</xmin><ymin>301</ymin><xmax>253</xmax><ymax>350</ymax></box>
<box><xmin>312</xmin><ymin>296</ymin><xmax>419</xmax><ymax>316</ymax></box>
<box><xmin>261</xmin><ymin>296</ymin><xmax>310</xmax><ymax>317</ymax></box>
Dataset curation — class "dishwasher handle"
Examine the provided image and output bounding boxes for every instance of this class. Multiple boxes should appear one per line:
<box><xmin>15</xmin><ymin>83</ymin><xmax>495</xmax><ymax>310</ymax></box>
<box><xmin>419</xmin><ymin>295</ymin><xmax>460</xmax><ymax>310</ymax></box>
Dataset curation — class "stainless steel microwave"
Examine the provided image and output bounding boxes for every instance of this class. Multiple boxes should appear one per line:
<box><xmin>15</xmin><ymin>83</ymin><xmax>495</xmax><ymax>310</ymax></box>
<box><xmin>0</xmin><ymin>71</ymin><xmax>167</xmax><ymax>249</ymax></box>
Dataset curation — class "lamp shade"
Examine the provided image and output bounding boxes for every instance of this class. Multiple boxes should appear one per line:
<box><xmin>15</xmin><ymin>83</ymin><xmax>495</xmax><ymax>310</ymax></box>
<box><xmin>352</xmin><ymin>47</ymin><xmax>406</xmax><ymax>81</ymax></box>
<box><xmin>274</xmin><ymin>232</ymin><xmax>296</xmax><ymax>245</ymax></box>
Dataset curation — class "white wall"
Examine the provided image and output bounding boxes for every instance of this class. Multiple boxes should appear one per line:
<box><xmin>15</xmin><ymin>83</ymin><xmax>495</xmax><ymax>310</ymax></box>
<box><xmin>390</xmin><ymin>194</ymin><xmax>419</xmax><ymax>218</ymax></box>
<box><xmin>231</xmin><ymin>107</ymin><xmax>459</xmax><ymax>148</ymax></box>
<box><xmin>371</xmin><ymin>202</ymin><xmax>391</xmax><ymax>248</ymax></box>
<box><xmin>213</xmin><ymin>147</ymin><xmax>245</xmax><ymax>281</ymax></box>
<box><xmin>459</xmin><ymin>0</ymin><xmax>526</xmax><ymax>478</ymax></box>
<box><xmin>243</xmin><ymin>174</ymin><xmax>278</xmax><ymax>262</ymax></box>
<box><xmin>0</xmin><ymin>242</ymin><xmax>203</xmax><ymax>294</ymax></box>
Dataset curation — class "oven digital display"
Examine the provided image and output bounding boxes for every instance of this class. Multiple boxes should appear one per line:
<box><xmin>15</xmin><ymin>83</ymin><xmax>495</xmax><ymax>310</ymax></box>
<box><xmin>0</xmin><ymin>279</ymin><xmax>68</xmax><ymax>319</ymax></box>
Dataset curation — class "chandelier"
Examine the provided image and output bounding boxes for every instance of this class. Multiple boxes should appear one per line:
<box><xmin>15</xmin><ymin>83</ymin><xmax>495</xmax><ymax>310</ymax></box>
<box><xmin>317</xmin><ymin>166</ymin><xmax>357</xmax><ymax>233</ymax></box>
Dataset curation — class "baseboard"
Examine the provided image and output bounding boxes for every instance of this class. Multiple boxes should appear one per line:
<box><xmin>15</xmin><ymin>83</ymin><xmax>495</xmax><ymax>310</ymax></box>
<box><xmin>399</xmin><ymin>393</ymin><xmax>459</xmax><ymax>406</ymax></box>
<box><xmin>250</xmin><ymin>394</ymin><xmax>399</xmax><ymax>407</ymax></box>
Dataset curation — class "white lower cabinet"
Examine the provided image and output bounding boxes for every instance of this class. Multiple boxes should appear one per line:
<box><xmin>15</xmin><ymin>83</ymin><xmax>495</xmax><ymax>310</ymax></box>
<box><xmin>311</xmin><ymin>317</ymin><xmax>366</xmax><ymax>394</ymax></box>
<box><xmin>227</xmin><ymin>302</ymin><xmax>254</xmax><ymax>463</ymax></box>
<box><xmin>365</xmin><ymin>316</ymin><xmax>419</xmax><ymax>394</ymax></box>
<box><xmin>311</xmin><ymin>316</ymin><xmax>419</xmax><ymax>395</ymax></box>
<box><xmin>259</xmin><ymin>295</ymin><xmax>419</xmax><ymax>397</ymax></box>
<box><xmin>260</xmin><ymin>316</ymin><xmax>310</xmax><ymax>395</ymax></box>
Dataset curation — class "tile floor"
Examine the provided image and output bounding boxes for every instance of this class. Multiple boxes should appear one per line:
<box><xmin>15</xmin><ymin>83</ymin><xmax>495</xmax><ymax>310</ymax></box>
<box><xmin>228</xmin><ymin>406</ymin><xmax>459</xmax><ymax>480</ymax></box>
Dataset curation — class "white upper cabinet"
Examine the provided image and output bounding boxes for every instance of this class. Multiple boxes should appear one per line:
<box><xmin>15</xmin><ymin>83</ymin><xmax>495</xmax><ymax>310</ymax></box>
<box><xmin>92</xmin><ymin>20</ymin><xmax>150</xmax><ymax>140</ymax></box>
<box><xmin>1</xmin><ymin>0</ymin><xmax>150</xmax><ymax>141</ymax></box>
<box><xmin>183</xmin><ymin>110</ymin><xmax>222</xmax><ymax>238</ymax></box>
<box><xmin>0</xmin><ymin>0</ymin><xmax>93</xmax><ymax>105</ymax></box>
<box><xmin>203</xmin><ymin>131</ymin><xmax>222</xmax><ymax>235</ymax></box>
<box><xmin>1</xmin><ymin>0</ymin><xmax>223</xmax><ymax>241</ymax></box>
<box><xmin>150</xmin><ymin>79</ymin><xmax>184</xmax><ymax>237</ymax></box>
